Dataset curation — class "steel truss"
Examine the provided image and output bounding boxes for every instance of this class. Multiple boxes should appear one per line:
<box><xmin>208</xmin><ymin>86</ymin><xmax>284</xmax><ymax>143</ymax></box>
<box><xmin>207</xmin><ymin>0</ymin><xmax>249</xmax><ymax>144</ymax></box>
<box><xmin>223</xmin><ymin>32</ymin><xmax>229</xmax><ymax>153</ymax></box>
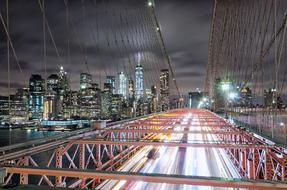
<box><xmin>2</xmin><ymin>108</ymin><xmax>287</xmax><ymax>188</ymax></box>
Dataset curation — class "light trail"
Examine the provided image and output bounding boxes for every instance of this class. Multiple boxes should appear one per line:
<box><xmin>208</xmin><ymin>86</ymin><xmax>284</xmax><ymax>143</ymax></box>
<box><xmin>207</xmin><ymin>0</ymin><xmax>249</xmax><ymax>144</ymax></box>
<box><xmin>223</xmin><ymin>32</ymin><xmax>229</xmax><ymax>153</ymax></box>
<box><xmin>98</xmin><ymin>112</ymin><xmax>248</xmax><ymax>190</ymax></box>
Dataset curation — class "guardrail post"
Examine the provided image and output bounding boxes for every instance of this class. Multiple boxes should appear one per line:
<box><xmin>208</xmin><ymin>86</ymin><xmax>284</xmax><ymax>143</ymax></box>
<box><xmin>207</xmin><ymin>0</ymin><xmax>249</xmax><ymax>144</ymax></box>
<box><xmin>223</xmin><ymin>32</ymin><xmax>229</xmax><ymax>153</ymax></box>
<box><xmin>79</xmin><ymin>144</ymin><xmax>86</xmax><ymax>187</ymax></box>
<box><xmin>241</xmin><ymin>149</ymin><xmax>247</xmax><ymax>176</ymax></box>
<box><xmin>20</xmin><ymin>156</ymin><xmax>29</xmax><ymax>184</ymax></box>
<box><xmin>55</xmin><ymin>147</ymin><xmax>63</xmax><ymax>187</ymax></box>
<box><xmin>96</xmin><ymin>144</ymin><xmax>102</xmax><ymax>169</ymax></box>
<box><xmin>247</xmin><ymin>149</ymin><xmax>255</xmax><ymax>179</ymax></box>
<box><xmin>95</xmin><ymin>144</ymin><xmax>102</xmax><ymax>184</ymax></box>
<box><xmin>0</xmin><ymin>168</ymin><xmax>7</xmax><ymax>185</ymax></box>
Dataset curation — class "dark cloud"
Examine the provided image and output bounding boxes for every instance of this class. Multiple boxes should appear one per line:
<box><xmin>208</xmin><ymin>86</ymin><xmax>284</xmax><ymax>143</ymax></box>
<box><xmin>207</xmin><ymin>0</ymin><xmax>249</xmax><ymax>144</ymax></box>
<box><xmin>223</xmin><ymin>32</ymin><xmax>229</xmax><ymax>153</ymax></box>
<box><xmin>156</xmin><ymin>0</ymin><xmax>212</xmax><ymax>94</ymax></box>
<box><xmin>0</xmin><ymin>81</ymin><xmax>22</xmax><ymax>89</ymax></box>
<box><xmin>10</xmin><ymin>60</ymin><xmax>30</xmax><ymax>71</ymax></box>
<box><xmin>176</xmin><ymin>70</ymin><xmax>204</xmax><ymax>78</ymax></box>
<box><xmin>0</xmin><ymin>0</ymin><xmax>212</xmax><ymax>95</ymax></box>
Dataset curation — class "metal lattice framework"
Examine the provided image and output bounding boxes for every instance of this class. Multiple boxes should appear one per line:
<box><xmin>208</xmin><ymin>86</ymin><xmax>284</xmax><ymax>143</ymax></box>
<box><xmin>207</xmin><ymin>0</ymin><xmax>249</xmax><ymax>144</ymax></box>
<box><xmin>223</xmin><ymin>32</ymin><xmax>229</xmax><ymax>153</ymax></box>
<box><xmin>1</xmin><ymin>109</ymin><xmax>287</xmax><ymax>189</ymax></box>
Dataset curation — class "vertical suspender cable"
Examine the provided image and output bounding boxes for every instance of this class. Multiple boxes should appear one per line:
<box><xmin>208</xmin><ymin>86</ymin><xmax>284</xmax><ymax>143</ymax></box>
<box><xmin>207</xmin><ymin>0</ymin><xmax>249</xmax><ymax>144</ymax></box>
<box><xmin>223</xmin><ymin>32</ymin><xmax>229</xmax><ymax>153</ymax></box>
<box><xmin>6</xmin><ymin>0</ymin><xmax>10</xmax><ymax>117</ymax></box>
<box><xmin>148</xmin><ymin>1</ymin><xmax>181</xmax><ymax>99</ymax></box>
<box><xmin>43</xmin><ymin>0</ymin><xmax>47</xmax><ymax>90</ymax></box>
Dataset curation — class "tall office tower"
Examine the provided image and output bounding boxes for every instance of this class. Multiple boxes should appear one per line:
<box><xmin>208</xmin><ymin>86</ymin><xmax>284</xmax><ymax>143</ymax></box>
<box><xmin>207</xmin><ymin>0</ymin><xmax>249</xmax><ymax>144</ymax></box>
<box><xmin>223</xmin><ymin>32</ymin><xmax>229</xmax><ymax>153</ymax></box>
<box><xmin>111</xmin><ymin>94</ymin><xmax>122</xmax><ymax>121</ymax></box>
<box><xmin>57</xmin><ymin>67</ymin><xmax>70</xmax><ymax>117</ymax></box>
<box><xmin>135</xmin><ymin>64</ymin><xmax>144</xmax><ymax>100</ymax></box>
<box><xmin>7</xmin><ymin>88</ymin><xmax>29</xmax><ymax>121</ymax></box>
<box><xmin>63</xmin><ymin>90</ymin><xmax>80</xmax><ymax>118</ymax></box>
<box><xmin>160</xmin><ymin>69</ymin><xmax>169</xmax><ymax>111</ymax></box>
<box><xmin>127</xmin><ymin>78</ymin><xmax>135</xmax><ymax>116</ymax></box>
<box><xmin>80</xmin><ymin>73</ymin><xmax>92</xmax><ymax>91</ymax></box>
<box><xmin>58</xmin><ymin>66</ymin><xmax>70</xmax><ymax>92</ymax></box>
<box><xmin>106</xmin><ymin>76</ymin><xmax>116</xmax><ymax>94</ymax></box>
<box><xmin>151</xmin><ymin>85</ymin><xmax>157</xmax><ymax>112</ymax></box>
<box><xmin>118</xmin><ymin>72</ymin><xmax>127</xmax><ymax>99</ymax></box>
<box><xmin>240</xmin><ymin>87</ymin><xmax>252</xmax><ymax>108</ymax></box>
<box><xmin>264</xmin><ymin>88</ymin><xmax>282</xmax><ymax>109</ymax></box>
<box><xmin>47</xmin><ymin>74</ymin><xmax>59</xmax><ymax>91</ymax></box>
<box><xmin>101</xmin><ymin>83</ymin><xmax>113</xmax><ymax>119</ymax></box>
<box><xmin>29</xmin><ymin>74</ymin><xmax>45</xmax><ymax>119</ymax></box>
<box><xmin>128</xmin><ymin>78</ymin><xmax>135</xmax><ymax>101</ymax></box>
<box><xmin>94</xmin><ymin>86</ymin><xmax>102</xmax><ymax>118</ymax></box>
<box><xmin>145</xmin><ymin>88</ymin><xmax>152</xmax><ymax>114</ymax></box>
<box><xmin>44</xmin><ymin>74</ymin><xmax>60</xmax><ymax>119</ymax></box>
<box><xmin>80</xmin><ymin>82</ymin><xmax>100</xmax><ymax>119</ymax></box>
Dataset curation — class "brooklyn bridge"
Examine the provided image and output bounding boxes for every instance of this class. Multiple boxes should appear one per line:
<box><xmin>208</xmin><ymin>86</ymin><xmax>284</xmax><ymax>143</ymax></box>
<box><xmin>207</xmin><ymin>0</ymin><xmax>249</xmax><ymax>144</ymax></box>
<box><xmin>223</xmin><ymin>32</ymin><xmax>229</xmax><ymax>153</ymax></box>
<box><xmin>0</xmin><ymin>0</ymin><xmax>287</xmax><ymax>189</ymax></box>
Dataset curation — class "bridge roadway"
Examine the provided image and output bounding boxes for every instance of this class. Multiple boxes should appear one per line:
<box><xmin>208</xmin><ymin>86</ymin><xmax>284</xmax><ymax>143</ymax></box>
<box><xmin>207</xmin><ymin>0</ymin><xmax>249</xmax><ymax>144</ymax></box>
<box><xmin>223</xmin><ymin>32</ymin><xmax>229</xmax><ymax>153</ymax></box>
<box><xmin>97</xmin><ymin>112</ymin><xmax>242</xmax><ymax>190</ymax></box>
<box><xmin>3</xmin><ymin>109</ymin><xmax>287</xmax><ymax>189</ymax></box>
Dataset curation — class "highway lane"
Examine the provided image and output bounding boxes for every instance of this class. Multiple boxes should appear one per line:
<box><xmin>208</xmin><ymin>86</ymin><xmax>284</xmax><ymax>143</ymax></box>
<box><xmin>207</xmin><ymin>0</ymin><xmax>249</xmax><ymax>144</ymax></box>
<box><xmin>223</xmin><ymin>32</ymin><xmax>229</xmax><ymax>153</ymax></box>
<box><xmin>98</xmin><ymin>113</ymin><xmax>244</xmax><ymax>190</ymax></box>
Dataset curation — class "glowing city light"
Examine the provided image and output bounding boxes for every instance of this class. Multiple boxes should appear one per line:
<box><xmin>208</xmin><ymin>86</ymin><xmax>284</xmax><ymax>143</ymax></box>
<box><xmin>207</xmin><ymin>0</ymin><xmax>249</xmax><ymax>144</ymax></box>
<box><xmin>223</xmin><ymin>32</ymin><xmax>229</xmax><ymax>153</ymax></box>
<box><xmin>228</xmin><ymin>92</ymin><xmax>238</xmax><ymax>100</ymax></box>
<box><xmin>221</xmin><ymin>82</ymin><xmax>230</xmax><ymax>91</ymax></box>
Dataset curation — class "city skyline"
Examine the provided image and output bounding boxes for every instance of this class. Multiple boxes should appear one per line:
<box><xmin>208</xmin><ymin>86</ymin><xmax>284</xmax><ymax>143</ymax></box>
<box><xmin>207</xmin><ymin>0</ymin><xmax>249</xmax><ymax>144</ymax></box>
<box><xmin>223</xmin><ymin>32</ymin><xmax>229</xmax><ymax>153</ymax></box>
<box><xmin>1</xmin><ymin>1</ymin><xmax>287</xmax><ymax>189</ymax></box>
<box><xmin>0</xmin><ymin>0</ymin><xmax>212</xmax><ymax>96</ymax></box>
<box><xmin>0</xmin><ymin>63</ymin><xmax>171</xmax><ymax>121</ymax></box>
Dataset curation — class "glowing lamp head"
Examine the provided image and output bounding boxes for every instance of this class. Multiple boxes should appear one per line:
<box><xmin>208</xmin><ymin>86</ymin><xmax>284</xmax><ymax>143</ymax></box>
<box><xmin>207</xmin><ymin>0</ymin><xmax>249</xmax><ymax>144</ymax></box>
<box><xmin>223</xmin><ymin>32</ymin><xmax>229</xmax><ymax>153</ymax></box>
<box><xmin>228</xmin><ymin>92</ymin><xmax>237</xmax><ymax>100</ymax></box>
<box><xmin>221</xmin><ymin>83</ymin><xmax>230</xmax><ymax>91</ymax></box>
<box><xmin>148</xmin><ymin>1</ymin><xmax>153</xmax><ymax>6</ymax></box>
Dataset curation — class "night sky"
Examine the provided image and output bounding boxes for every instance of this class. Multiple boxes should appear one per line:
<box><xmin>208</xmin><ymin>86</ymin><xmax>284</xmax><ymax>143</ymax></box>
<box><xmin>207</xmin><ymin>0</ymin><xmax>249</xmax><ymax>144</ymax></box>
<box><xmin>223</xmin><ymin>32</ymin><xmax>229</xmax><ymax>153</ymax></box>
<box><xmin>0</xmin><ymin>0</ymin><xmax>212</xmax><ymax>96</ymax></box>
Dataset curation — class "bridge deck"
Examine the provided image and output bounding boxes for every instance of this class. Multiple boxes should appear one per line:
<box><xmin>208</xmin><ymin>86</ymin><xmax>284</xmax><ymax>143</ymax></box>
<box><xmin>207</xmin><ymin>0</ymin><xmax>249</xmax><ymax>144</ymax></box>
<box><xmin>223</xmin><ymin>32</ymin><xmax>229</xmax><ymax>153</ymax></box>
<box><xmin>5</xmin><ymin>167</ymin><xmax>287</xmax><ymax>189</ymax></box>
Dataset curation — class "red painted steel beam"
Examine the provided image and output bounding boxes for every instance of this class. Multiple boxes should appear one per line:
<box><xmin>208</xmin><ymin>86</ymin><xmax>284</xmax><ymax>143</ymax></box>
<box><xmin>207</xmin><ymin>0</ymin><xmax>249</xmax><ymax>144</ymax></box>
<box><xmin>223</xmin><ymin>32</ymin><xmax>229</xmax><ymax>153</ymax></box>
<box><xmin>5</xmin><ymin>167</ymin><xmax>287</xmax><ymax>189</ymax></box>
<box><xmin>126</xmin><ymin>123</ymin><xmax>231</xmax><ymax>127</ymax></box>
<box><xmin>107</xmin><ymin>129</ymin><xmax>243</xmax><ymax>135</ymax></box>
<box><xmin>70</xmin><ymin>140</ymin><xmax>272</xmax><ymax>149</ymax></box>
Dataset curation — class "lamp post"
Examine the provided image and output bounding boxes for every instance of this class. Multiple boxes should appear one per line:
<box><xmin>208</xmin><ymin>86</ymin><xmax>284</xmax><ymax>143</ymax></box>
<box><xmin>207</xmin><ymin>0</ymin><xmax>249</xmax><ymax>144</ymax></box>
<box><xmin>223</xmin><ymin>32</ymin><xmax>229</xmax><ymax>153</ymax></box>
<box><xmin>220</xmin><ymin>81</ymin><xmax>231</xmax><ymax>118</ymax></box>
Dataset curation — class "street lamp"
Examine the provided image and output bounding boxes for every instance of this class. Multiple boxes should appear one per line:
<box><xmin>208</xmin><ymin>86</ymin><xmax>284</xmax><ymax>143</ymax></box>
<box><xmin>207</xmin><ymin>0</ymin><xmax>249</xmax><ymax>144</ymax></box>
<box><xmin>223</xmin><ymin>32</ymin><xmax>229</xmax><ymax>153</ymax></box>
<box><xmin>220</xmin><ymin>80</ymin><xmax>233</xmax><ymax>118</ymax></box>
<box><xmin>228</xmin><ymin>92</ymin><xmax>238</xmax><ymax>100</ymax></box>
<box><xmin>221</xmin><ymin>81</ymin><xmax>231</xmax><ymax>91</ymax></box>
<box><xmin>148</xmin><ymin>1</ymin><xmax>153</xmax><ymax>7</ymax></box>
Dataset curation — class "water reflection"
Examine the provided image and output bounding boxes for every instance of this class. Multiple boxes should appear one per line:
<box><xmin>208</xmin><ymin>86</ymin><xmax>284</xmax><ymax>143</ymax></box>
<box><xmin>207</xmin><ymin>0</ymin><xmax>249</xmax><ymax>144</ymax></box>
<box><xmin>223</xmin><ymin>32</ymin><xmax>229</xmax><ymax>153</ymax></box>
<box><xmin>0</xmin><ymin>129</ymin><xmax>63</xmax><ymax>147</ymax></box>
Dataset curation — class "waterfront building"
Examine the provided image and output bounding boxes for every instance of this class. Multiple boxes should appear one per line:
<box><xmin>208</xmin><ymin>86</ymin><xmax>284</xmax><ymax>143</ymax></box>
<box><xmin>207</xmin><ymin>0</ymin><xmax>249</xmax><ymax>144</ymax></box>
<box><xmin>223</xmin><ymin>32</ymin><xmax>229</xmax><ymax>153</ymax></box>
<box><xmin>101</xmin><ymin>83</ymin><xmax>113</xmax><ymax>119</ymax></box>
<box><xmin>151</xmin><ymin>85</ymin><xmax>157</xmax><ymax>113</ymax></box>
<box><xmin>44</xmin><ymin>74</ymin><xmax>60</xmax><ymax>119</ymax></box>
<box><xmin>240</xmin><ymin>87</ymin><xmax>252</xmax><ymax>107</ymax></box>
<box><xmin>63</xmin><ymin>91</ymin><xmax>80</xmax><ymax>118</ymax></box>
<box><xmin>29</xmin><ymin>74</ymin><xmax>45</xmax><ymax>119</ymax></box>
<box><xmin>80</xmin><ymin>73</ymin><xmax>92</xmax><ymax>91</ymax></box>
<box><xmin>106</xmin><ymin>76</ymin><xmax>116</xmax><ymax>94</ymax></box>
<box><xmin>160</xmin><ymin>69</ymin><xmax>169</xmax><ymax>111</ymax></box>
<box><xmin>118</xmin><ymin>72</ymin><xmax>127</xmax><ymax>99</ymax></box>
<box><xmin>135</xmin><ymin>64</ymin><xmax>144</xmax><ymax>100</ymax></box>
<box><xmin>128</xmin><ymin>78</ymin><xmax>135</xmax><ymax>106</ymax></box>
<box><xmin>111</xmin><ymin>94</ymin><xmax>123</xmax><ymax>121</ymax></box>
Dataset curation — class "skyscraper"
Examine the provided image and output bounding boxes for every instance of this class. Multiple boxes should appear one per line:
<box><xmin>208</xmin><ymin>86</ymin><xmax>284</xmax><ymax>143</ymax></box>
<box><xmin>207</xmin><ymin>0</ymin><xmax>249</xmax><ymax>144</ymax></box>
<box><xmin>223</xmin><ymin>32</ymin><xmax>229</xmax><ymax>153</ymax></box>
<box><xmin>80</xmin><ymin>73</ymin><xmax>92</xmax><ymax>91</ymax></box>
<box><xmin>151</xmin><ymin>85</ymin><xmax>157</xmax><ymax>112</ymax></box>
<box><xmin>128</xmin><ymin>78</ymin><xmax>135</xmax><ymax>101</ymax></box>
<box><xmin>240</xmin><ymin>87</ymin><xmax>252</xmax><ymax>107</ymax></box>
<box><xmin>47</xmin><ymin>74</ymin><xmax>59</xmax><ymax>91</ymax></box>
<box><xmin>59</xmin><ymin>66</ymin><xmax>69</xmax><ymax>93</ymax></box>
<box><xmin>44</xmin><ymin>74</ymin><xmax>59</xmax><ymax>119</ymax></box>
<box><xmin>160</xmin><ymin>69</ymin><xmax>169</xmax><ymax>111</ymax></box>
<box><xmin>101</xmin><ymin>83</ymin><xmax>113</xmax><ymax>119</ymax></box>
<box><xmin>135</xmin><ymin>64</ymin><xmax>143</xmax><ymax>100</ymax></box>
<box><xmin>29</xmin><ymin>74</ymin><xmax>45</xmax><ymax>119</ymax></box>
<box><xmin>80</xmin><ymin>82</ymin><xmax>100</xmax><ymax>118</ymax></box>
<box><xmin>58</xmin><ymin>67</ymin><xmax>70</xmax><ymax>117</ymax></box>
<box><xmin>118</xmin><ymin>72</ymin><xmax>127</xmax><ymax>99</ymax></box>
<box><xmin>111</xmin><ymin>94</ymin><xmax>122</xmax><ymax>121</ymax></box>
<box><xmin>106</xmin><ymin>76</ymin><xmax>116</xmax><ymax>94</ymax></box>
